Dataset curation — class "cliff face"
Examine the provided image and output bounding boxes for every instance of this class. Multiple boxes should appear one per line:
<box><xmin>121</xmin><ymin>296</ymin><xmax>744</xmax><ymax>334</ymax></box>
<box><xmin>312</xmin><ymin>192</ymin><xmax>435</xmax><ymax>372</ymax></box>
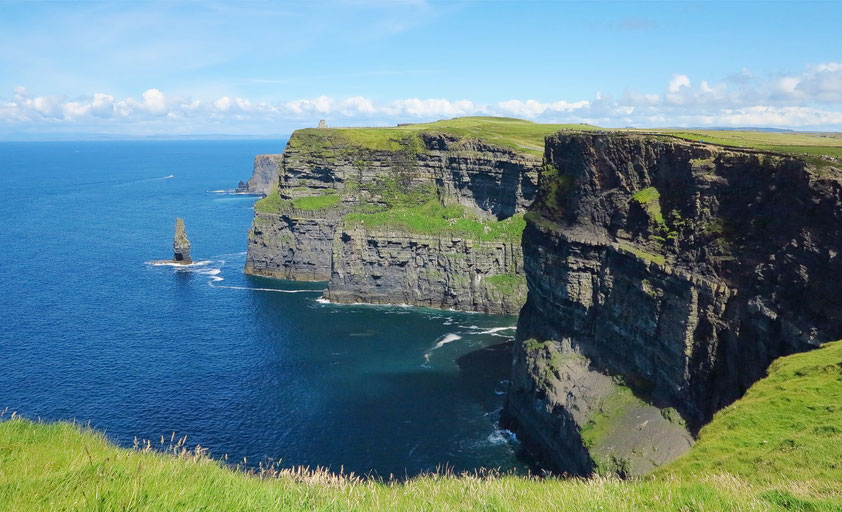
<box><xmin>325</xmin><ymin>226</ymin><xmax>525</xmax><ymax>314</ymax></box>
<box><xmin>241</xmin><ymin>154</ymin><xmax>283</xmax><ymax>195</ymax></box>
<box><xmin>504</xmin><ymin>132</ymin><xmax>842</xmax><ymax>475</ymax></box>
<box><xmin>244</xmin><ymin>129</ymin><xmax>539</xmax><ymax>313</ymax></box>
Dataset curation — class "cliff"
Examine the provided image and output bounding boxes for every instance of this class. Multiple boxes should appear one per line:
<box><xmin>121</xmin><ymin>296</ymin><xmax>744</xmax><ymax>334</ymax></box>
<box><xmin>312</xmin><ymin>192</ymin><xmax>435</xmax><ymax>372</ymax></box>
<box><xmin>244</xmin><ymin>118</ymin><xmax>586</xmax><ymax>313</ymax></box>
<box><xmin>239</xmin><ymin>154</ymin><xmax>283</xmax><ymax>195</ymax></box>
<box><xmin>503</xmin><ymin>132</ymin><xmax>842</xmax><ymax>475</ymax></box>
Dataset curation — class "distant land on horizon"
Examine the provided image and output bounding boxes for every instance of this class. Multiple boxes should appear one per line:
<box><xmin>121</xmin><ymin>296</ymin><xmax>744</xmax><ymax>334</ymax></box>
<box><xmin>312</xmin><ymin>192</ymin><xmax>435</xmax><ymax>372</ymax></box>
<box><xmin>2</xmin><ymin>119</ymin><xmax>840</xmax><ymax>142</ymax></box>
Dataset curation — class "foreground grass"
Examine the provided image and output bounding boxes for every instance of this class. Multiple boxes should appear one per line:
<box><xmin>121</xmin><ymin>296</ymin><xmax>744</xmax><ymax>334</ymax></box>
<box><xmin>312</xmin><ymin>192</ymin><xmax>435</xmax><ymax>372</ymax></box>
<box><xmin>2</xmin><ymin>341</ymin><xmax>841</xmax><ymax>511</ymax></box>
<box><xmin>660</xmin><ymin>340</ymin><xmax>842</xmax><ymax>497</ymax></box>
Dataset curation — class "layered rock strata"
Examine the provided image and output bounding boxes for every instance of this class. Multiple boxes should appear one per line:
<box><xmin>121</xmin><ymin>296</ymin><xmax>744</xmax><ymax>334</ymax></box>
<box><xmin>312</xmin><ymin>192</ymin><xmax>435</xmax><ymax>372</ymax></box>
<box><xmin>325</xmin><ymin>226</ymin><xmax>525</xmax><ymax>314</ymax></box>
<box><xmin>172</xmin><ymin>218</ymin><xmax>191</xmax><ymax>264</ymax></box>
<box><xmin>504</xmin><ymin>132</ymin><xmax>842</xmax><ymax>475</ymax></box>
<box><xmin>245</xmin><ymin>130</ymin><xmax>539</xmax><ymax>313</ymax></box>
<box><xmin>239</xmin><ymin>154</ymin><xmax>283</xmax><ymax>195</ymax></box>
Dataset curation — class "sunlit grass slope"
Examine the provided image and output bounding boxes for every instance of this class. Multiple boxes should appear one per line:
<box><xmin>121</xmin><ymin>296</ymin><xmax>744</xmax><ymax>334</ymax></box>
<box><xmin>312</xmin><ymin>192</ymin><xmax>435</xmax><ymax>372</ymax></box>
<box><xmin>650</xmin><ymin>129</ymin><xmax>842</xmax><ymax>159</ymax></box>
<box><xmin>291</xmin><ymin>116</ymin><xmax>842</xmax><ymax>160</ymax></box>
<box><xmin>2</xmin><ymin>341</ymin><xmax>841</xmax><ymax>511</ymax></box>
<box><xmin>289</xmin><ymin>116</ymin><xmax>600</xmax><ymax>156</ymax></box>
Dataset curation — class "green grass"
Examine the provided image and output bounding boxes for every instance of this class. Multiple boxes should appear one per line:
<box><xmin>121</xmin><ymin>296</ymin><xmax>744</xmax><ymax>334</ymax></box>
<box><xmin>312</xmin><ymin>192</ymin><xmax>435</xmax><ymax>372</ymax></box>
<box><xmin>484</xmin><ymin>273</ymin><xmax>526</xmax><ymax>296</ymax></box>
<box><xmin>254</xmin><ymin>191</ymin><xmax>341</xmax><ymax>212</ymax></box>
<box><xmin>291</xmin><ymin>194</ymin><xmax>341</xmax><ymax>210</ymax></box>
<box><xmin>343</xmin><ymin>200</ymin><xmax>526</xmax><ymax>243</ymax></box>
<box><xmin>660</xmin><ymin>340</ymin><xmax>842</xmax><ymax>494</ymax></box>
<box><xmin>631</xmin><ymin>186</ymin><xmax>665</xmax><ymax>226</ymax></box>
<box><xmin>648</xmin><ymin>129</ymin><xmax>842</xmax><ymax>160</ymax></box>
<box><xmin>289</xmin><ymin>117</ymin><xmax>600</xmax><ymax>157</ymax></box>
<box><xmin>2</xmin><ymin>341</ymin><xmax>842</xmax><ymax>510</ymax></box>
<box><xmin>254</xmin><ymin>190</ymin><xmax>290</xmax><ymax>213</ymax></box>
<box><xmin>287</xmin><ymin>116</ymin><xmax>842</xmax><ymax>162</ymax></box>
<box><xmin>631</xmin><ymin>186</ymin><xmax>660</xmax><ymax>205</ymax></box>
<box><xmin>618</xmin><ymin>243</ymin><xmax>666</xmax><ymax>266</ymax></box>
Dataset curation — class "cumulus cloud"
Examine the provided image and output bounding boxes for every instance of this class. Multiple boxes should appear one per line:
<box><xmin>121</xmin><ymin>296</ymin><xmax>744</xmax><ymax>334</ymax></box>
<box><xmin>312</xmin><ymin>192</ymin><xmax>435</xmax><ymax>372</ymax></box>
<box><xmin>3</xmin><ymin>62</ymin><xmax>842</xmax><ymax>134</ymax></box>
<box><xmin>668</xmin><ymin>74</ymin><xmax>691</xmax><ymax>93</ymax></box>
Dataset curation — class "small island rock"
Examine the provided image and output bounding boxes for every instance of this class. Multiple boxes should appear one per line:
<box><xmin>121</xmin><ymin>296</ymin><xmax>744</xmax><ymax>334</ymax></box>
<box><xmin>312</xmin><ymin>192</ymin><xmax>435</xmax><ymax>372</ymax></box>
<box><xmin>172</xmin><ymin>218</ymin><xmax>192</xmax><ymax>264</ymax></box>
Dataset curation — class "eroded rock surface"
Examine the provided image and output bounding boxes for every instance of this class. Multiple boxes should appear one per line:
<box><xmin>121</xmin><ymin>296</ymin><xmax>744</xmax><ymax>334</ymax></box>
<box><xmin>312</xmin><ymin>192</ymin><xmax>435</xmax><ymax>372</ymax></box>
<box><xmin>241</xmin><ymin>154</ymin><xmax>283</xmax><ymax>196</ymax></box>
<box><xmin>245</xmin><ymin>130</ymin><xmax>539</xmax><ymax>313</ymax></box>
<box><xmin>173</xmin><ymin>218</ymin><xmax>191</xmax><ymax>264</ymax></box>
<box><xmin>504</xmin><ymin>132</ymin><xmax>842</xmax><ymax>475</ymax></box>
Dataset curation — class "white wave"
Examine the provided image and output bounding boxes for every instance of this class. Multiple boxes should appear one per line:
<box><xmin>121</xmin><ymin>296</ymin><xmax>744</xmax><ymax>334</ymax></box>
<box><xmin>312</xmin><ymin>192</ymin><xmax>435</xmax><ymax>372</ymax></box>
<box><xmin>209</xmin><ymin>189</ymin><xmax>261</xmax><ymax>196</ymax></box>
<box><xmin>145</xmin><ymin>259</ymin><xmax>212</xmax><ymax>267</ymax></box>
<box><xmin>120</xmin><ymin>174</ymin><xmax>173</xmax><ymax>186</ymax></box>
<box><xmin>432</xmin><ymin>333</ymin><xmax>462</xmax><ymax>350</ymax></box>
<box><xmin>210</xmin><ymin>284</ymin><xmax>325</xmax><ymax>293</ymax></box>
<box><xmin>487</xmin><ymin>429</ymin><xmax>519</xmax><ymax>446</ymax></box>
<box><xmin>211</xmin><ymin>251</ymin><xmax>248</xmax><ymax>258</ymax></box>
<box><xmin>470</xmin><ymin>326</ymin><xmax>516</xmax><ymax>336</ymax></box>
<box><xmin>423</xmin><ymin>333</ymin><xmax>463</xmax><ymax>362</ymax></box>
<box><xmin>200</xmin><ymin>269</ymin><xmax>224</xmax><ymax>282</ymax></box>
<box><xmin>315</xmin><ymin>297</ymin><xmax>415</xmax><ymax>309</ymax></box>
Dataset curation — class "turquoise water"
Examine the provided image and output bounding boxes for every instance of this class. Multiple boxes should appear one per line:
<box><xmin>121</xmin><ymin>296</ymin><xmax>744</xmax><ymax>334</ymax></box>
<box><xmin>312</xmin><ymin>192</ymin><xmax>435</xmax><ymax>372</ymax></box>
<box><xmin>0</xmin><ymin>140</ymin><xmax>527</xmax><ymax>477</ymax></box>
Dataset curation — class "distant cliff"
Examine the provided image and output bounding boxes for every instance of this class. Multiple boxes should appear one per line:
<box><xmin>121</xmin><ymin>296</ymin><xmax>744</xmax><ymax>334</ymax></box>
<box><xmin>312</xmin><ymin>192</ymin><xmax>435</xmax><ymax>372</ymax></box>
<box><xmin>243</xmin><ymin>118</ymin><xmax>570</xmax><ymax>314</ymax></box>
<box><xmin>504</xmin><ymin>132</ymin><xmax>842</xmax><ymax>475</ymax></box>
<box><xmin>240</xmin><ymin>154</ymin><xmax>283</xmax><ymax>195</ymax></box>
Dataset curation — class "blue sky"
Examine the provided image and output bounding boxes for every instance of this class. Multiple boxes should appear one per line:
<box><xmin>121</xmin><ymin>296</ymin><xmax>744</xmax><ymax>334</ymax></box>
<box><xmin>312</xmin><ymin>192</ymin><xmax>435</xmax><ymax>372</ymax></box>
<box><xmin>1</xmin><ymin>0</ymin><xmax>841</xmax><ymax>137</ymax></box>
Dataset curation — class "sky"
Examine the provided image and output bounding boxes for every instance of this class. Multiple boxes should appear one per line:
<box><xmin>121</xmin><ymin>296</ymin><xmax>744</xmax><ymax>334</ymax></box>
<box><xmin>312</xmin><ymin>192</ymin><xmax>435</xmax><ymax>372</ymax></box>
<box><xmin>1</xmin><ymin>0</ymin><xmax>841</xmax><ymax>138</ymax></box>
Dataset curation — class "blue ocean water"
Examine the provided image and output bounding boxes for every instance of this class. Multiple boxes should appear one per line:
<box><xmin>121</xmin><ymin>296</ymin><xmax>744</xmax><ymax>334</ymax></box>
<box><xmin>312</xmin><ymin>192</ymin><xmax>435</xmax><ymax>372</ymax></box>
<box><xmin>0</xmin><ymin>140</ymin><xmax>527</xmax><ymax>477</ymax></box>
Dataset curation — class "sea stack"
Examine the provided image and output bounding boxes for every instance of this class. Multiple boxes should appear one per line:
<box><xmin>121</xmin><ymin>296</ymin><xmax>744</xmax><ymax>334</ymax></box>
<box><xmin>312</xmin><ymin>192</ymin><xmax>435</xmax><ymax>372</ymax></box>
<box><xmin>172</xmin><ymin>218</ymin><xmax>192</xmax><ymax>264</ymax></box>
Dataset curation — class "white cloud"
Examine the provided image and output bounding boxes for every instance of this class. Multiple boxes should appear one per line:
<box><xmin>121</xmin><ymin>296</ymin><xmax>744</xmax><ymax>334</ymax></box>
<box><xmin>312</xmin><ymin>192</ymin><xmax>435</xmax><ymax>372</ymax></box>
<box><xmin>90</xmin><ymin>93</ymin><xmax>115</xmax><ymax>117</ymax></box>
<box><xmin>668</xmin><ymin>74</ymin><xmax>691</xmax><ymax>93</ymax></box>
<box><xmin>214</xmin><ymin>96</ymin><xmax>232</xmax><ymax>112</ymax></box>
<box><xmin>3</xmin><ymin>63</ymin><xmax>842</xmax><ymax>134</ymax></box>
<box><xmin>141</xmin><ymin>88</ymin><xmax>167</xmax><ymax>114</ymax></box>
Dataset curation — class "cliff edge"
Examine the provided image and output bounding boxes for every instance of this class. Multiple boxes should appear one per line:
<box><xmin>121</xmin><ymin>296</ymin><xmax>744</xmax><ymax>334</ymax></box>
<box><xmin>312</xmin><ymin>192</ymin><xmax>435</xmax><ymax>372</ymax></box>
<box><xmin>244</xmin><ymin>118</ymin><xmax>594</xmax><ymax>314</ymax></box>
<box><xmin>504</xmin><ymin>132</ymin><xmax>842</xmax><ymax>476</ymax></box>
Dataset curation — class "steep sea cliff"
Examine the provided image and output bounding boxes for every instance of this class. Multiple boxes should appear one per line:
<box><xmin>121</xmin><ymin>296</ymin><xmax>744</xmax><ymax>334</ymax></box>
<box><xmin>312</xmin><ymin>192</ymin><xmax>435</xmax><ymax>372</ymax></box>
<box><xmin>240</xmin><ymin>121</ymin><xmax>842</xmax><ymax>477</ymax></box>
<box><xmin>504</xmin><ymin>132</ymin><xmax>842</xmax><ymax>475</ymax></box>
<box><xmin>244</xmin><ymin>121</ymin><xmax>554</xmax><ymax>314</ymax></box>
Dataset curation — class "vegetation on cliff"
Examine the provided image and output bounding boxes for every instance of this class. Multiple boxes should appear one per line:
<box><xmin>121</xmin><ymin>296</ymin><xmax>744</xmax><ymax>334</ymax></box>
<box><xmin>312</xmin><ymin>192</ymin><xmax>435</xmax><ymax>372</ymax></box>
<box><xmin>652</xmin><ymin>129</ymin><xmax>842</xmax><ymax>159</ymax></box>
<box><xmin>253</xmin><ymin>190</ymin><xmax>289</xmax><ymax>213</ymax></box>
<box><xmin>343</xmin><ymin>200</ymin><xmax>526</xmax><ymax>243</ymax></box>
<box><xmin>2</xmin><ymin>341</ymin><xmax>840</xmax><ymax>510</ymax></box>
<box><xmin>288</xmin><ymin>116</ymin><xmax>599</xmax><ymax>157</ymax></box>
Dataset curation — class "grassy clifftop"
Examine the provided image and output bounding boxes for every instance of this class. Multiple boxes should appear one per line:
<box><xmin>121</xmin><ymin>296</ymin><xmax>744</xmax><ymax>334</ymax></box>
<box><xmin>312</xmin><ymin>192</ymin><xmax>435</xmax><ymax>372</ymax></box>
<box><xmin>650</xmin><ymin>129</ymin><xmax>842</xmax><ymax>159</ymax></box>
<box><xmin>286</xmin><ymin>116</ymin><xmax>842</xmax><ymax>160</ymax></box>
<box><xmin>287</xmin><ymin>117</ymin><xmax>600</xmax><ymax>157</ymax></box>
<box><xmin>2</xmin><ymin>341</ymin><xmax>841</xmax><ymax>510</ymax></box>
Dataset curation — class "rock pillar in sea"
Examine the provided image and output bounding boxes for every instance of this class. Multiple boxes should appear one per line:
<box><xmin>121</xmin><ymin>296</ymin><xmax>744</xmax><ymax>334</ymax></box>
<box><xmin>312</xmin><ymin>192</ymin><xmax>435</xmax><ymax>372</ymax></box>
<box><xmin>173</xmin><ymin>218</ymin><xmax>192</xmax><ymax>264</ymax></box>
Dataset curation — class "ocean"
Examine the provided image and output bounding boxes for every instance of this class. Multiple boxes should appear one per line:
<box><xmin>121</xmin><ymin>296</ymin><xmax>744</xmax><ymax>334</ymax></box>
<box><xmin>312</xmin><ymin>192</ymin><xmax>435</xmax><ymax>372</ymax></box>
<box><xmin>0</xmin><ymin>140</ymin><xmax>528</xmax><ymax>477</ymax></box>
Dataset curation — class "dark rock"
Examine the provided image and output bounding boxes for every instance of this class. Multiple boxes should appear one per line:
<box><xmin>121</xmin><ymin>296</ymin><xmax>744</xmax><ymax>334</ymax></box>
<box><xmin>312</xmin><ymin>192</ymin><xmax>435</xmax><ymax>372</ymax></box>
<box><xmin>239</xmin><ymin>154</ymin><xmax>283</xmax><ymax>196</ymax></box>
<box><xmin>504</xmin><ymin>132</ymin><xmax>842</xmax><ymax>476</ymax></box>
<box><xmin>244</xmin><ymin>131</ymin><xmax>539</xmax><ymax>313</ymax></box>
<box><xmin>172</xmin><ymin>218</ymin><xmax>191</xmax><ymax>264</ymax></box>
